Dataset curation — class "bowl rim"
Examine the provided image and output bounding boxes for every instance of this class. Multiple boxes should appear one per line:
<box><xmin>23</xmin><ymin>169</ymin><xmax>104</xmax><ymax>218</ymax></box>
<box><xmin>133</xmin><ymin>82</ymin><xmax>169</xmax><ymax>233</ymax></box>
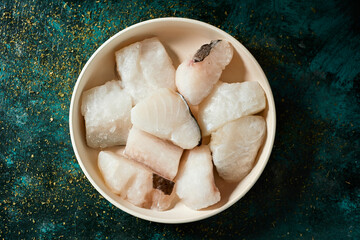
<box><xmin>69</xmin><ymin>17</ymin><xmax>276</xmax><ymax>224</ymax></box>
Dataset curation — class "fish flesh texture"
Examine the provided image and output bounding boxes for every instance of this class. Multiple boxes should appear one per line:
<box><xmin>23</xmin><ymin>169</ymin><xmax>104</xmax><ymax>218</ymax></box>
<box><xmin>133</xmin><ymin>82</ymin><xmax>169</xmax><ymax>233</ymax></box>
<box><xmin>98</xmin><ymin>148</ymin><xmax>151</xmax><ymax>207</ymax></box>
<box><xmin>115</xmin><ymin>37</ymin><xmax>176</xmax><ymax>104</ymax></box>
<box><xmin>198</xmin><ymin>81</ymin><xmax>266</xmax><ymax>136</ymax></box>
<box><xmin>210</xmin><ymin>116</ymin><xmax>266</xmax><ymax>182</ymax></box>
<box><xmin>131</xmin><ymin>88</ymin><xmax>201</xmax><ymax>149</ymax></box>
<box><xmin>151</xmin><ymin>173</ymin><xmax>176</xmax><ymax>210</ymax></box>
<box><xmin>81</xmin><ymin>80</ymin><xmax>132</xmax><ymax>148</ymax></box>
<box><xmin>175</xmin><ymin>145</ymin><xmax>221</xmax><ymax>210</ymax></box>
<box><xmin>98</xmin><ymin>147</ymin><xmax>175</xmax><ymax>210</ymax></box>
<box><xmin>124</xmin><ymin>127</ymin><xmax>183</xmax><ymax>180</ymax></box>
<box><xmin>176</xmin><ymin>40</ymin><xmax>233</xmax><ymax>105</ymax></box>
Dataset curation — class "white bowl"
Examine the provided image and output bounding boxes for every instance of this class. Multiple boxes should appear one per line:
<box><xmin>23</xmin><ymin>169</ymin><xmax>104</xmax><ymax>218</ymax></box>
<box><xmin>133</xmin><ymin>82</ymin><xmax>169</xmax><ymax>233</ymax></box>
<box><xmin>69</xmin><ymin>17</ymin><xmax>276</xmax><ymax>223</ymax></box>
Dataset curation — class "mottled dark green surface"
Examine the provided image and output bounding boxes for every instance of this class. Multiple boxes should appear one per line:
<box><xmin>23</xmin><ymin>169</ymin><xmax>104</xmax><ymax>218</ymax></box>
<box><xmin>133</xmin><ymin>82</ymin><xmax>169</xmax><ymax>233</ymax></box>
<box><xmin>1</xmin><ymin>0</ymin><xmax>359</xmax><ymax>239</ymax></box>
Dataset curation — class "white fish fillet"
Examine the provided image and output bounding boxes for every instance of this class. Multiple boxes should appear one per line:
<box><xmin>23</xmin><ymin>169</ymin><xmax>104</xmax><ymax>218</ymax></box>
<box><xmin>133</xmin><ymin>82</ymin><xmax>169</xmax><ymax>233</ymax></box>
<box><xmin>115</xmin><ymin>37</ymin><xmax>176</xmax><ymax>104</ymax></box>
<box><xmin>176</xmin><ymin>40</ymin><xmax>233</xmax><ymax>105</ymax></box>
<box><xmin>131</xmin><ymin>88</ymin><xmax>201</xmax><ymax>149</ymax></box>
<box><xmin>210</xmin><ymin>116</ymin><xmax>266</xmax><ymax>182</ymax></box>
<box><xmin>198</xmin><ymin>81</ymin><xmax>266</xmax><ymax>136</ymax></box>
<box><xmin>98</xmin><ymin>148</ymin><xmax>152</xmax><ymax>207</ymax></box>
<box><xmin>98</xmin><ymin>147</ymin><xmax>175</xmax><ymax>210</ymax></box>
<box><xmin>124</xmin><ymin>127</ymin><xmax>183</xmax><ymax>180</ymax></box>
<box><xmin>175</xmin><ymin>145</ymin><xmax>221</xmax><ymax>210</ymax></box>
<box><xmin>81</xmin><ymin>80</ymin><xmax>132</xmax><ymax>148</ymax></box>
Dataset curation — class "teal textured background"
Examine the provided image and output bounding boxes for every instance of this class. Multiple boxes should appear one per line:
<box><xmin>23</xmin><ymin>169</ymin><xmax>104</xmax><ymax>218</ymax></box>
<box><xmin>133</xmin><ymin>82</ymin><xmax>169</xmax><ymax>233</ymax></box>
<box><xmin>1</xmin><ymin>0</ymin><xmax>359</xmax><ymax>239</ymax></box>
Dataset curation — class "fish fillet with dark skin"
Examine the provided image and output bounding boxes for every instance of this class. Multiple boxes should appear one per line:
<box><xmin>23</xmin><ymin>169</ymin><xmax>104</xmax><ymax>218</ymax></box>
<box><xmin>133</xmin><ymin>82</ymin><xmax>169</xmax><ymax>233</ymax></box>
<box><xmin>176</xmin><ymin>40</ymin><xmax>233</xmax><ymax>105</ymax></box>
<box><xmin>98</xmin><ymin>147</ymin><xmax>176</xmax><ymax>210</ymax></box>
<box><xmin>131</xmin><ymin>88</ymin><xmax>201</xmax><ymax>149</ymax></box>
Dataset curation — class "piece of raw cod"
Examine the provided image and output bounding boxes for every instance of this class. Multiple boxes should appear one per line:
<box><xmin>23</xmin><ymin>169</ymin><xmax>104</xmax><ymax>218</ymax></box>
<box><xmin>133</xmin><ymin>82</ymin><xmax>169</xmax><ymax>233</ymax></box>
<box><xmin>81</xmin><ymin>80</ymin><xmax>132</xmax><ymax>148</ymax></box>
<box><xmin>131</xmin><ymin>88</ymin><xmax>201</xmax><ymax>149</ymax></box>
<box><xmin>175</xmin><ymin>145</ymin><xmax>221</xmax><ymax>210</ymax></box>
<box><xmin>124</xmin><ymin>127</ymin><xmax>183</xmax><ymax>181</ymax></box>
<box><xmin>176</xmin><ymin>40</ymin><xmax>233</xmax><ymax>105</ymax></box>
<box><xmin>115</xmin><ymin>37</ymin><xmax>176</xmax><ymax>104</ymax></box>
<box><xmin>210</xmin><ymin>115</ymin><xmax>266</xmax><ymax>182</ymax></box>
<box><xmin>198</xmin><ymin>81</ymin><xmax>266</xmax><ymax>136</ymax></box>
<box><xmin>98</xmin><ymin>147</ymin><xmax>176</xmax><ymax>210</ymax></box>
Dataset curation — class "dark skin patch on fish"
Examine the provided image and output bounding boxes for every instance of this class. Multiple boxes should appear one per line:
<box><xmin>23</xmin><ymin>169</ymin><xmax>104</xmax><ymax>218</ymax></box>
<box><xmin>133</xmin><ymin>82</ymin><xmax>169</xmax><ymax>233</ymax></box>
<box><xmin>153</xmin><ymin>173</ymin><xmax>175</xmax><ymax>195</ymax></box>
<box><xmin>176</xmin><ymin>92</ymin><xmax>202</xmax><ymax>146</ymax></box>
<box><xmin>193</xmin><ymin>40</ymin><xmax>222</xmax><ymax>62</ymax></box>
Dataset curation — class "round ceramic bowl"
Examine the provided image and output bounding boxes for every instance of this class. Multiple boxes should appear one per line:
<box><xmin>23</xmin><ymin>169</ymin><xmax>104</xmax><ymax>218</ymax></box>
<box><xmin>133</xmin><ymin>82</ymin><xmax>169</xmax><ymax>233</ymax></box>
<box><xmin>69</xmin><ymin>17</ymin><xmax>276</xmax><ymax>223</ymax></box>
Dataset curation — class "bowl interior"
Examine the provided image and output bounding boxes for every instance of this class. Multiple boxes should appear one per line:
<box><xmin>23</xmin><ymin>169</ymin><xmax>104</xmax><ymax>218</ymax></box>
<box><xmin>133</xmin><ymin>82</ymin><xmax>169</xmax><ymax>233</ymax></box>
<box><xmin>70</xmin><ymin>18</ymin><xmax>276</xmax><ymax>223</ymax></box>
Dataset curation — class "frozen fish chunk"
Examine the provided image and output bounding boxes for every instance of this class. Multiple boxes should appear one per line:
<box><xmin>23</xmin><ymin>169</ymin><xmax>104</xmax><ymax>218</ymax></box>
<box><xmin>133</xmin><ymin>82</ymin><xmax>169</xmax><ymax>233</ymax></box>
<box><xmin>176</xmin><ymin>40</ymin><xmax>233</xmax><ymax>105</ymax></box>
<box><xmin>210</xmin><ymin>116</ymin><xmax>266</xmax><ymax>182</ymax></box>
<box><xmin>115</xmin><ymin>37</ymin><xmax>176</xmax><ymax>104</ymax></box>
<box><xmin>198</xmin><ymin>81</ymin><xmax>266</xmax><ymax>136</ymax></box>
<box><xmin>98</xmin><ymin>147</ymin><xmax>175</xmax><ymax>210</ymax></box>
<box><xmin>176</xmin><ymin>145</ymin><xmax>220</xmax><ymax>210</ymax></box>
<box><xmin>98</xmin><ymin>148</ymin><xmax>152</xmax><ymax>207</ymax></box>
<box><xmin>124</xmin><ymin>127</ymin><xmax>183</xmax><ymax>180</ymax></box>
<box><xmin>131</xmin><ymin>88</ymin><xmax>201</xmax><ymax>149</ymax></box>
<box><xmin>81</xmin><ymin>80</ymin><xmax>132</xmax><ymax>148</ymax></box>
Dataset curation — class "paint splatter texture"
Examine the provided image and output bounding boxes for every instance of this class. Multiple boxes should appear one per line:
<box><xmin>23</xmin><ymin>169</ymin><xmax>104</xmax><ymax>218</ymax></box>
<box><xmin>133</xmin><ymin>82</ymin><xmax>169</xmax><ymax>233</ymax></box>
<box><xmin>0</xmin><ymin>0</ymin><xmax>359</xmax><ymax>239</ymax></box>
